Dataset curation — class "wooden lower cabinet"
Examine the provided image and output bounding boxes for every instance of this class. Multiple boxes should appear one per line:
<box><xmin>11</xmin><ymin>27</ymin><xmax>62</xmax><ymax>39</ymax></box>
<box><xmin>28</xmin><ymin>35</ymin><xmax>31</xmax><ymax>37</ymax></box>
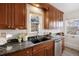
<box><xmin>33</xmin><ymin>42</ymin><xmax>46</xmax><ymax>56</ymax></box>
<box><xmin>45</xmin><ymin>46</ymin><xmax>53</xmax><ymax>56</ymax></box>
<box><xmin>33</xmin><ymin>41</ymin><xmax>54</xmax><ymax>56</ymax></box>
<box><xmin>45</xmin><ymin>41</ymin><xmax>54</xmax><ymax>56</ymax></box>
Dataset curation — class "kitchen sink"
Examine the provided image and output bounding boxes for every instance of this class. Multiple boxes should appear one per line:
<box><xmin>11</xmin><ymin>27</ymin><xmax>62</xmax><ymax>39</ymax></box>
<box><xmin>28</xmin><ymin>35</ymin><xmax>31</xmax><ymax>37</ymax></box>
<box><xmin>31</xmin><ymin>38</ymin><xmax>40</xmax><ymax>44</ymax></box>
<box><xmin>30</xmin><ymin>36</ymin><xmax>49</xmax><ymax>44</ymax></box>
<box><xmin>40</xmin><ymin>37</ymin><xmax>49</xmax><ymax>41</ymax></box>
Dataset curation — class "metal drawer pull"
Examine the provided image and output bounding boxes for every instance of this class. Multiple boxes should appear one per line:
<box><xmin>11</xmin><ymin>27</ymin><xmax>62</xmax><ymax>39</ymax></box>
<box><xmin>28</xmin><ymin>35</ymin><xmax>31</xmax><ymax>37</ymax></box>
<box><xmin>8</xmin><ymin>26</ymin><xmax>10</xmax><ymax>28</ymax></box>
<box><xmin>26</xmin><ymin>51</ymin><xmax>29</xmax><ymax>53</ymax></box>
<box><xmin>46</xmin><ymin>48</ymin><xmax>48</xmax><ymax>50</ymax></box>
<box><xmin>34</xmin><ymin>50</ymin><xmax>36</xmax><ymax>52</ymax></box>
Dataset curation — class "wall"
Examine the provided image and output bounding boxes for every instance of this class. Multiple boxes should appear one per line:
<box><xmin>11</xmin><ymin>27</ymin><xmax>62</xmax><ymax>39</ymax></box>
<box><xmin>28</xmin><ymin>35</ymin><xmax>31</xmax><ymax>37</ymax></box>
<box><xmin>0</xmin><ymin>30</ymin><xmax>27</xmax><ymax>39</ymax></box>
<box><xmin>64</xmin><ymin>9</ymin><xmax>79</xmax><ymax>51</ymax></box>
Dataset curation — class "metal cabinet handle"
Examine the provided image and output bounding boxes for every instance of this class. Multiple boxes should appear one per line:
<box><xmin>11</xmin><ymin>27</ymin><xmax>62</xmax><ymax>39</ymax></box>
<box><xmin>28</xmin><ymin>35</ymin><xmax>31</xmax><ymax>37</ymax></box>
<box><xmin>20</xmin><ymin>27</ymin><xmax>23</xmax><ymax>29</ymax></box>
<box><xmin>46</xmin><ymin>48</ymin><xmax>48</xmax><ymax>50</ymax></box>
<box><xmin>11</xmin><ymin>26</ymin><xmax>13</xmax><ymax>28</ymax></box>
<box><xmin>8</xmin><ymin>26</ymin><xmax>10</xmax><ymax>28</ymax></box>
<box><xmin>34</xmin><ymin>50</ymin><xmax>36</xmax><ymax>52</ymax></box>
<box><xmin>26</xmin><ymin>51</ymin><xmax>29</xmax><ymax>53</ymax></box>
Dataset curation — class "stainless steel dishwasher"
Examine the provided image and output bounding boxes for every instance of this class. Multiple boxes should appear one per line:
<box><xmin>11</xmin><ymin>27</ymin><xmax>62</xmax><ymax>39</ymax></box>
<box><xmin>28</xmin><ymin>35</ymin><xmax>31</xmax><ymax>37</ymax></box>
<box><xmin>53</xmin><ymin>33</ymin><xmax>62</xmax><ymax>56</ymax></box>
<box><xmin>55</xmin><ymin>39</ymin><xmax>62</xmax><ymax>56</ymax></box>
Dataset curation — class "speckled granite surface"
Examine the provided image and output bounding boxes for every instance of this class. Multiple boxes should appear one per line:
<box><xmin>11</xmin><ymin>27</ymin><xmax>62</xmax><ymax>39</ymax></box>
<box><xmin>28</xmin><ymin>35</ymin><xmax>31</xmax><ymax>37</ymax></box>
<box><xmin>0</xmin><ymin>39</ymin><xmax>53</xmax><ymax>56</ymax></box>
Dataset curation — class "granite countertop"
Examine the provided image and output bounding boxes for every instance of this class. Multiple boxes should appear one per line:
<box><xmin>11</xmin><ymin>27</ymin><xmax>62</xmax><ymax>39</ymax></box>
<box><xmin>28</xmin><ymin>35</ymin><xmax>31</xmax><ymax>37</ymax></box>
<box><xmin>0</xmin><ymin>35</ymin><xmax>64</xmax><ymax>56</ymax></box>
<box><xmin>0</xmin><ymin>39</ymin><xmax>54</xmax><ymax>56</ymax></box>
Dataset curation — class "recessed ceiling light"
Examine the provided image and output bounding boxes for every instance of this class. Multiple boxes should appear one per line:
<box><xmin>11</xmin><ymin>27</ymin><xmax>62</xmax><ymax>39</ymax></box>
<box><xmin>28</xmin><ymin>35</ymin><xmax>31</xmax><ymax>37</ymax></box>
<box><xmin>35</xmin><ymin>4</ymin><xmax>39</xmax><ymax>7</ymax></box>
<box><xmin>33</xmin><ymin>4</ymin><xmax>39</xmax><ymax>7</ymax></box>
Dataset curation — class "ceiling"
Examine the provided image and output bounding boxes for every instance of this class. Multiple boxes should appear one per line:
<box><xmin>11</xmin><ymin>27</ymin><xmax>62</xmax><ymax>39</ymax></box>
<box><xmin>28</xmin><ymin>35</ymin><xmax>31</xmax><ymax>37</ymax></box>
<box><xmin>50</xmin><ymin>3</ymin><xmax>79</xmax><ymax>13</ymax></box>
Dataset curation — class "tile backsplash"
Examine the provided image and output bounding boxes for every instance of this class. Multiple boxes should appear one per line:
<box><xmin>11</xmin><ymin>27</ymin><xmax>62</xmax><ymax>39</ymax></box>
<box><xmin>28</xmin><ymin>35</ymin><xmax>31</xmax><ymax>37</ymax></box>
<box><xmin>0</xmin><ymin>32</ymin><xmax>6</xmax><ymax>37</ymax></box>
<box><xmin>0</xmin><ymin>30</ymin><xmax>27</xmax><ymax>40</ymax></box>
<box><xmin>0</xmin><ymin>29</ymin><xmax>63</xmax><ymax>42</ymax></box>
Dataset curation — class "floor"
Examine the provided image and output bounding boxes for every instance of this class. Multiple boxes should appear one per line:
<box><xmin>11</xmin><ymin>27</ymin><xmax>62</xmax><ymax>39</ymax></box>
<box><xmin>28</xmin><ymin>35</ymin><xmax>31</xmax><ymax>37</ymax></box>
<box><xmin>62</xmin><ymin>47</ymin><xmax>79</xmax><ymax>56</ymax></box>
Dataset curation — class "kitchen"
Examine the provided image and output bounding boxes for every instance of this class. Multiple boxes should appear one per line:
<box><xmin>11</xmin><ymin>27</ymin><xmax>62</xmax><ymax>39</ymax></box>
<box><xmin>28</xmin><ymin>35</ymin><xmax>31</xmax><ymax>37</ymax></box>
<box><xmin>1</xmin><ymin>3</ymin><xmax>79</xmax><ymax>56</ymax></box>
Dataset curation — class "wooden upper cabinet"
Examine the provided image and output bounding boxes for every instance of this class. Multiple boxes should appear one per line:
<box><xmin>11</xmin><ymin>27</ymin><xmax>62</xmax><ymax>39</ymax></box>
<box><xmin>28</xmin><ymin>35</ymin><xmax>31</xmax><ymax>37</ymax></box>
<box><xmin>41</xmin><ymin>3</ymin><xmax>64</xmax><ymax>29</ymax></box>
<box><xmin>47</xmin><ymin>4</ymin><xmax>55</xmax><ymax>29</ymax></box>
<box><xmin>0</xmin><ymin>3</ymin><xmax>26</xmax><ymax>29</ymax></box>
<box><xmin>43</xmin><ymin>4</ymin><xmax>64</xmax><ymax>29</ymax></box>
<box><xmin>11</xmin><ymin>4</ymin><xmax>15</xmax><ymax>29</ymax></box>
<box><xmin>61</xmin><ymin>12</ymin><xmax>63</xmax><ymax>21</ymax></box>
<box><xmin>6</xmin><ymin>4</ymin><xmax>15</xmax><ymax>29</ymax></box>
<box><xmin>14</xmin><ymin>4</ymin><xmax>26</xmax><ymax>29</ymax></box>
<box><xmin>0</xmin><ymin>4</ymin><xmax>8</xmax><ymax>29</ymax></box>
<box><xmin>0</xmin><ymin>3</ymin><xmax>63</xmax><ymax>29</ymax></box>
<box><xmin>0</xmin><ymin>4</ymin><xmax>6</xmax><ymax>24</ymax></box>
<box><xmin>44</xmin><ymin>10</ymin><xmax>49</xmax><ymax>29</ymax></box>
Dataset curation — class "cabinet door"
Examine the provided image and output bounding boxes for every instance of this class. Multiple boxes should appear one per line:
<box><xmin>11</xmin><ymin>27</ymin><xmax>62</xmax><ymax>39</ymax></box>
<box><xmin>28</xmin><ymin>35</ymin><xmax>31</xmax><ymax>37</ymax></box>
<box><xmin>54</xmin><ymin>8</ymin><xmax>57</xmax><ymax>29</ymax></box>
<box><xmin>45</xmin><ymin>41</ymin><xmax>54</xmax><ymax>56</ymax></box>
<box><xmin>44</xmin><ymin>10</ymin><xmax>49</xmax><ymax>29</ymax></box>
<box><xmin>7</xmin><ymin>3</ymin><xmax>26</xmax><ymax>29</ymax></box>
<box><xmin>45</xmin><ymin>47</ymin><xmax>53</xmax><ymax>56</ymax></box>
<box><xmin>6</xmin><ymin>4</ymin><xmax>11</xmax><ymax>29</ymax></box>
<box><xmin>33</xmin><ymin>44</ymin><xmax>45</xmax><ymax>56</ymax></box>
<box><xmin>15</xmin><ymin>3</ymin><xmax>26</xmax><ymax>29</ymax></box>
<box><xmin>11</xmin><ymin>4</ymin><xmax>15</xmax><ymax>29</ymax></box>
<box><xmin>0</xmin><ymin>3</ymin><xmax>15</xmax><ymax>29</ymax></box>
<box><xmin>0</xmin><ymin>4</ymin><xmax>8</xmax><ymax>29</ymax></box>
<box><xmin>5</xmin><ymin>4</ymin><xmax>15</xmax><ymax>29</ymax></box>
<box><xmin>48</xmin><ymin>6</ymin><xmax>55</xmax><ymax>29</ymax></box>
